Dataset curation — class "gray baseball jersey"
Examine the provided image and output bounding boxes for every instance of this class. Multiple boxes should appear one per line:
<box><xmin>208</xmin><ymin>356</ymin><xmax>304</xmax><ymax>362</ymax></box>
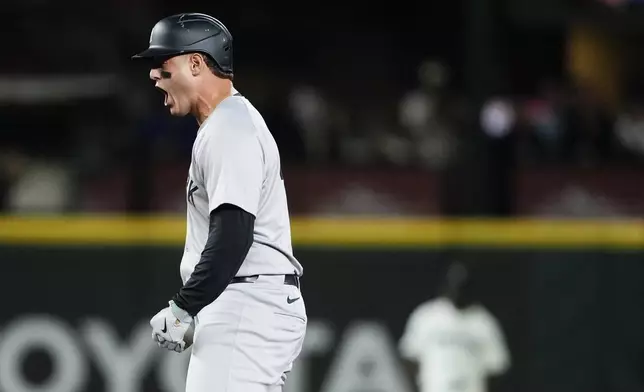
<box><xmin>179</xmin><ymin>88</ymin><xmax>302</xmax><ymax>284</ymax></box>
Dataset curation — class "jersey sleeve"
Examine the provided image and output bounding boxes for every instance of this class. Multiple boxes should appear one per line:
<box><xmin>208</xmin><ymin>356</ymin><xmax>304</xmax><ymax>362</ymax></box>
<box><xmin>197</xmin><ymin>119</ymin><xmax>264</xmax><ymax>217</ymax></box>
<box><xmin>479</xmin><ymin>309</ymin><xmax>511</xmax><ymax>375</ymax></box>
<box><xmin>399</xmin><ymin>306</ymin><xmax>426</xmax><ymax>360</ymax></box>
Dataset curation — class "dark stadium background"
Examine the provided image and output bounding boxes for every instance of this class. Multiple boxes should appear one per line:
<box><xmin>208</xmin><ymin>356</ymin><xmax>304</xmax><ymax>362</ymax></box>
<box><xmin>1</xmin><ymin>0</ymin><xmax>644</xmax><ymax>391</ymax></box>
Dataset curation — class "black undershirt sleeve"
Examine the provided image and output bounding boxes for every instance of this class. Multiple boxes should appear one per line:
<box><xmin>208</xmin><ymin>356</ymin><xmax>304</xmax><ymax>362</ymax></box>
<box><xmin>171</xmin><ymin>203</ymin><xmax>255</xmax><ymax>316</ymax></box>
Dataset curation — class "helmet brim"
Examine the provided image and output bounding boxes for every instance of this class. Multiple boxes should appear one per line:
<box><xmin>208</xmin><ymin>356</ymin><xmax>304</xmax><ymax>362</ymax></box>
<box><xmin>131</xmin><ymin>46</ymin><xmax>183</xmax><ymax>60</ymax></box>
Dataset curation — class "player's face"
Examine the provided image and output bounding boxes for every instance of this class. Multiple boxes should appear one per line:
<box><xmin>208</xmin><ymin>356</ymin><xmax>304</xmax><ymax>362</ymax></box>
<box><xmin>149</xmin><ymin>55</ymin><xmax>196</xmax><ymax>116</ymax></box>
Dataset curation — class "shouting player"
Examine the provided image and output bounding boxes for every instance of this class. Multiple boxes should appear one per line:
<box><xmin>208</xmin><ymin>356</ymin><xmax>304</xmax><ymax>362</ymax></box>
<box><xmin>132</xmin><ymin>13</ymin><xmax>306</xmax><ymax>392</ymax></box>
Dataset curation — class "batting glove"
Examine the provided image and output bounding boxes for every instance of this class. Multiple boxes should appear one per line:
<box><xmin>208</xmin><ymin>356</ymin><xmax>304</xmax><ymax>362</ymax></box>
<box><xmin>150</xmin><ymin>300</ymin><xmax>193</xmax><ymax>353</ymax></box>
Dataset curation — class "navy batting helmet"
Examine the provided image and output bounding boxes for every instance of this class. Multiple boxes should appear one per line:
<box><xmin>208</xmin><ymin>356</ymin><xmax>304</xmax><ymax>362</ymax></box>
<box><xmin>132</xmin><ymin>13</ymin><xmax>233</xmax><ymax>75</ymax></box>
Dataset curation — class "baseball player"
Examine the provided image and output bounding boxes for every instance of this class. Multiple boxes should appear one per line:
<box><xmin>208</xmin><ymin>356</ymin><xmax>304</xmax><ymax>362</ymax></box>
<box><xmin>131</xmin><ymin>13</ymin><xmax>307</xmax><ymax>392</ymax></box>
<box><xmin>399</xmin><ymin>262</ymin><xmax>509</xmax><ymax>392</ymax></box>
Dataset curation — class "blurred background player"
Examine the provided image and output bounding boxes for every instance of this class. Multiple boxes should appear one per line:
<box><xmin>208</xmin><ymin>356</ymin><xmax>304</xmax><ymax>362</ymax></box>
<box><xmin>399</xmin><ymin>262</ymin><xmax>510</xmax><ymax>392</ymax></box>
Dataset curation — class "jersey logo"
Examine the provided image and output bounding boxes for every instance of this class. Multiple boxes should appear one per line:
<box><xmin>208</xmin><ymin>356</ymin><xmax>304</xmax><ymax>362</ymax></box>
<box><xmin>287</xmin><ymin>296</ymin><xmax>301</xmax><ymax>304</ymax></box>
<box><xmin>187</xmin><ymin>178</ymin><xmax>199</xmax><ymax>207</ymax></box>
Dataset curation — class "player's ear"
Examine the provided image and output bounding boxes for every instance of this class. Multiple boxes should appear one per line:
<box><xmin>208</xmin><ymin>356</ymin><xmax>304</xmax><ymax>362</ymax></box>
<box><xmin>190</xmin><ymin>54</ymin><xmax>205</xmax><ymax>76</ymax></box>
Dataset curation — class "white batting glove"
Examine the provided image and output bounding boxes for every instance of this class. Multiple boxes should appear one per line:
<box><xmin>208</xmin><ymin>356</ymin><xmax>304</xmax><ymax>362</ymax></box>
<box><xmin>150</xmin><ymin>300</ymin><xmax>193</xmax><ymax>353</ymax></box>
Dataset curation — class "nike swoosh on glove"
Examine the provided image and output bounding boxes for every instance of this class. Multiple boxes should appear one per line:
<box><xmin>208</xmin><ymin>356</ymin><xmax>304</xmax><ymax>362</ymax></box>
<box><xmin>150</xmin><ymin>300</ymin><xmax>193</xmax><ymax>353</ymax></box>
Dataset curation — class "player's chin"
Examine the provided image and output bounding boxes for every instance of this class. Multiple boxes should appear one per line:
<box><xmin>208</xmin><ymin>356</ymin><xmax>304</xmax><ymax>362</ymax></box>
<box><xmin>168</xmin><ymin>105</ymin><xmax>189</xmax><ymax>117</ymax></box>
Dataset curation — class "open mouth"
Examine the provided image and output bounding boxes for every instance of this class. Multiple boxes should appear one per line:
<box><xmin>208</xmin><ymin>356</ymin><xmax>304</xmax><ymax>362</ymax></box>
<box><xmin>156</xmin><ymin>86</ymin><xmax>171</xmax><ymax>107</ymax></box>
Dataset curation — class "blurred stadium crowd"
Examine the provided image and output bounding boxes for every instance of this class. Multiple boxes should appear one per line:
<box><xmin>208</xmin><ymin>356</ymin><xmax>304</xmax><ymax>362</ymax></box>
<box><xmin>1</xmin><ymin>0</ymin><xmax>644</xmax><ymax>214</ymax></box>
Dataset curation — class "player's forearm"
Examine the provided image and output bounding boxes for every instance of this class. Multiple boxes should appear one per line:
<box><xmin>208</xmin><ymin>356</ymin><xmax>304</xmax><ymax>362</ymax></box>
<box><xmin>172</xmin><ymin>203</ymin><xmax>254</xmax><ymax>316</ymax></box>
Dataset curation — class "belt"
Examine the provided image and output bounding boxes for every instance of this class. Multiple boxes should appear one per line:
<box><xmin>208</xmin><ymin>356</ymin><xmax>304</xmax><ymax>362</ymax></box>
<box><xmin>230</xmin><ymin>274</ymin><xmax>300</xmax><ymax>289</ymax></box>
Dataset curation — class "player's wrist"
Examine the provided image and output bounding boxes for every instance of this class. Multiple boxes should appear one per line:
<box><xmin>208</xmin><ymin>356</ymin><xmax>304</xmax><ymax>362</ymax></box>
<box><xmin>169</xmin><ymin>300</ymin><xmax>193</xmax><ymax>324</ymax></box>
